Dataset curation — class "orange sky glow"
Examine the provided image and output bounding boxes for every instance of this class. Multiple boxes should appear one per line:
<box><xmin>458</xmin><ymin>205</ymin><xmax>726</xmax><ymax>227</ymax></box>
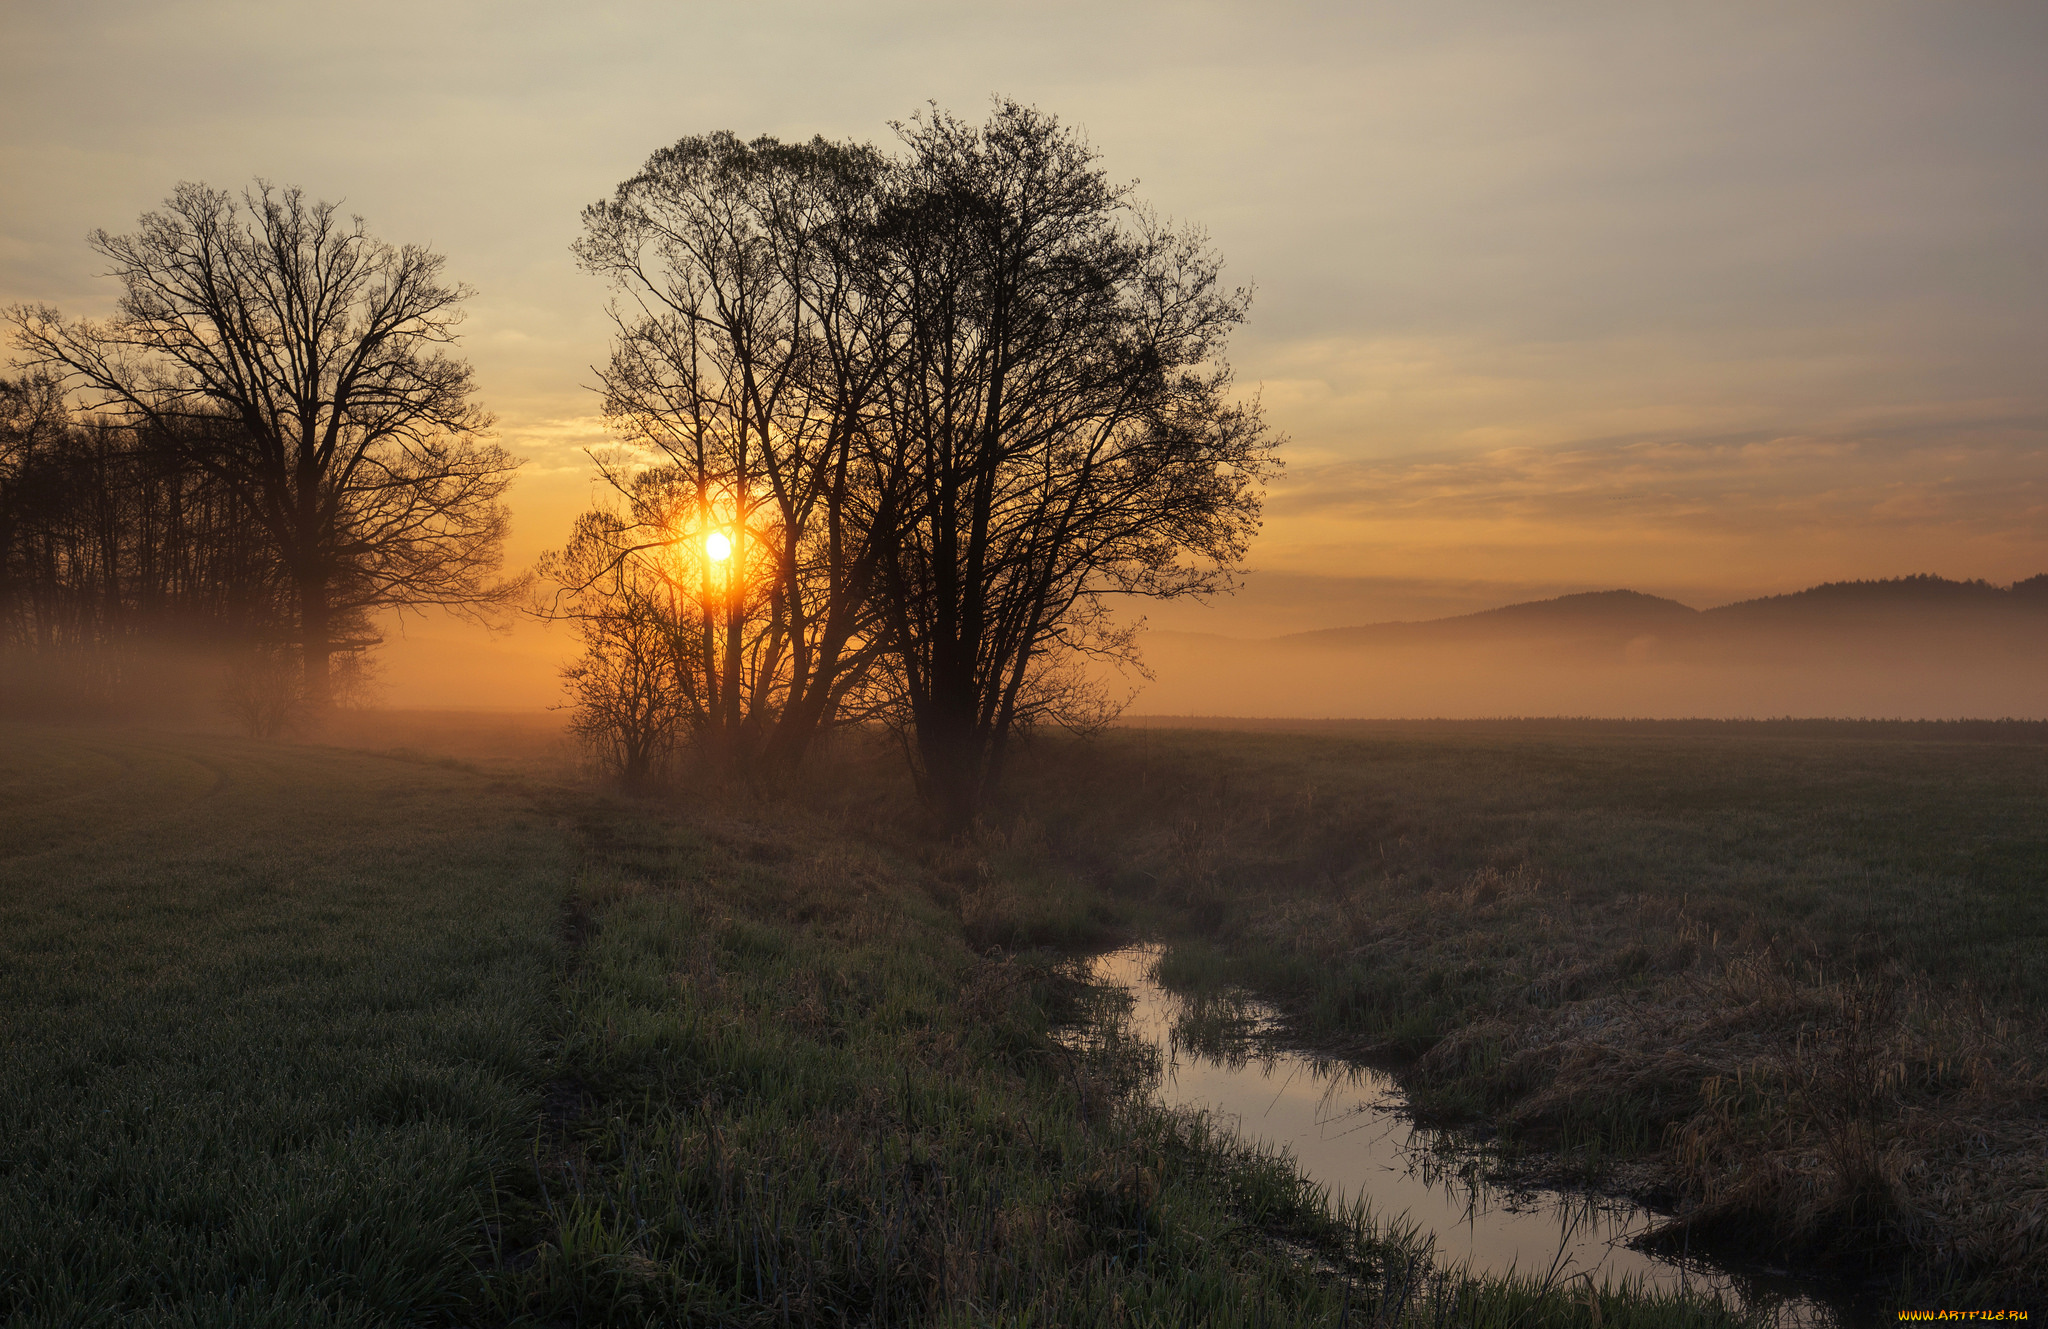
<box><xmin>4</xmin><ymin>2</ymin><xmax>2044</xmax><ymax>709</ymax></box>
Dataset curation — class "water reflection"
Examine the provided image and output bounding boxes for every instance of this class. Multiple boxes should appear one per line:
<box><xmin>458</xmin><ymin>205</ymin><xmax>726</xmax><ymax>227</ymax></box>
<box><xmin>1082</xmin><ymin>946</ymin><xmax>1864</xmax><ymax>1328</ymax></box>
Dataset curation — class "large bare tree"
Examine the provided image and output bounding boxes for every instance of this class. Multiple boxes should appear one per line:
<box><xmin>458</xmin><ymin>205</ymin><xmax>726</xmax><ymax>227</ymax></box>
<box><xmin>8</xmin><ymin>182</ymin><xmax>519</xmax><ymax>704</ymax></box>
<box><xmin>874</xmin><ymin>103</ymin><xmax>1277</xmax><ymax>829</ymax></box>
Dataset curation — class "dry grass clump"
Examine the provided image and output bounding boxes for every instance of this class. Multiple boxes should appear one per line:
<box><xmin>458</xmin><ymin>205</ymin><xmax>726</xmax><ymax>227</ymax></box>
<box><xmin>517</xmin><ymin>762</ymin><xmax>1761</xmax><ymax>1326</ymax></box>
<box><xmin>1417</xmin><ymin>937</ymin><xmax>2048</xmax><ymax>1285</ymax></box>
<box><xmin>1667</xmin><ymin>967</ymin><xmax>2048</xmax><ymax>1281</ymax></box>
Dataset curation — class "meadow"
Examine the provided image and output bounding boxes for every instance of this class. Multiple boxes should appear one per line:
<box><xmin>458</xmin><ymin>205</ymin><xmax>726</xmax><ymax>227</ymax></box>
<box><xmin>6</xmin><ymin>714</ymin><xmax>2037</xmax><ymax>1321</ymax></box>
<box><xmin>0</xmin><ymin>726</ymin><xmax>570</xmax><ymax>1324</ymax></box>
<box><xmin>977</xmin><ymin>719</ymin><xmax>2048</xmax><ymax>1302</ymax></box>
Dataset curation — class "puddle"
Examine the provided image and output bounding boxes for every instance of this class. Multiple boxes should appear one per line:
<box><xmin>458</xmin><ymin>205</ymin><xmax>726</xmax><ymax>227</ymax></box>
<box><xmin>1082</xmin><ymin>945</ymin><xmax>1877</xmax><ymax>1327</ymax></box>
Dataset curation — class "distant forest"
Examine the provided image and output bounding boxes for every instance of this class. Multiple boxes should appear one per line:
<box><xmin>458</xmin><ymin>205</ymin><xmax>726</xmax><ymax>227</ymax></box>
<box><xmin>0</xmin><ymin>374</ymin><xmax>302</xmax><ymax>712</ymax></box>
<box><xmin>8</xmin><ymin>356</ymin><xmax>2044</xmax><ymax>719</ymax></box>
<box><xmin>1714</xmin><ymin>572</ymin><xmax>2048</xmax><ymax>610</ymax></box>
<box><xmin>0</xmin><ymin>372</ymin><xmax>397</xmax><ymax>727</ymax></box>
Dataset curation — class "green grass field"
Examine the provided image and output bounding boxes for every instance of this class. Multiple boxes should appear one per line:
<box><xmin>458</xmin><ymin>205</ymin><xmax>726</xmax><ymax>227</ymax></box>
<box><xmin>0</xmin><ymin>727</ymin><xmax>571</xmax><ymax>1325</ymax></box>
<box><xmin>0</xmin><ymin>720</ymin><xmax>1770</xmax><ymax>1326</ymax></box>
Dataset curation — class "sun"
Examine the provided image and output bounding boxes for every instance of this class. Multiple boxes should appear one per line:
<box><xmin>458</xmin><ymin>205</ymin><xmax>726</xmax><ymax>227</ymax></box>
<box><xmin>704</xmin><ymin>531</ymin><xmax>732</xmax><ymax>562</ymax></box>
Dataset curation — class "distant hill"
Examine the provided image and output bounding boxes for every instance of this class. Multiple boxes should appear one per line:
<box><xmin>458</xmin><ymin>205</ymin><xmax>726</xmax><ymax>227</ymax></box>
<box><xmin>1129</xmin><ymin>574</ymin><xmax>2048</xmax><ymax>720</ymax></box>
<box><xmin>1278</xmin><ymin>589</ymin><xmax>1697</xmax><ymax>648</ymax></box>
<box><xmin>1276</xmin><ymin>575</ymin><xmax>2048</xmax><ymax>646</ymax></box>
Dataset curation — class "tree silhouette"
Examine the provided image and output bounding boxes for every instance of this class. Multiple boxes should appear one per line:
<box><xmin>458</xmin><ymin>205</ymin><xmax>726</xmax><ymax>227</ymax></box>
<box><xmin>872</xmin><ymin>104</ymin><xmax>1276</xmax><ymax>828</ymax></box>
<box><xmin>555</xmin><ymin>135</ymin><xmax>902</xmax><ymax>773</ymax></box>
<box><xmin>8</xmin><ymin>183</ymin><xmax>520</xmax><ymax>706</ymax></box>
<box><xmin>551</xmin><ymin>107</ymin><xmax>1276</xmax><ymax>817</ymax></box>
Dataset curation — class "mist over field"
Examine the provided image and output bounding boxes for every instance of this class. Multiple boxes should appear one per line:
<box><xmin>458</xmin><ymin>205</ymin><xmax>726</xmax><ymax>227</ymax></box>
<box><xmin>1123</xmin><ymin>578</ymin><xmax>2048</xmax><ymax>720</ymax></box>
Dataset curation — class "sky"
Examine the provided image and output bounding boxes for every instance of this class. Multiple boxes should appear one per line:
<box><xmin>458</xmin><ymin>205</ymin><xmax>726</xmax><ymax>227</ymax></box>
<box><xmin>4</xmin><ymin>1</ymin><xmax>2045</xmax><ymax>705</ymax></box>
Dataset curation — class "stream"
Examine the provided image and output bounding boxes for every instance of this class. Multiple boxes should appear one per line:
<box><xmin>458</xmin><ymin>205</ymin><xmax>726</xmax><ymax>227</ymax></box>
<box><xmin>1083</xmin><ymin>945</ymin><xmax>1880</xmax><ymax>1327</ymax></box>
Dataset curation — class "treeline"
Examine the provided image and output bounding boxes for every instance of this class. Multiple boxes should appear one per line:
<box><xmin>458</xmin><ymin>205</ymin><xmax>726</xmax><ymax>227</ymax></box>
<box><xmin>540</xmin><ymin>104</ymin><xmax>1275</xmax><ymax>826</ymax></box>
<box><xmin>7</xmin><ymin>182</ymin><xmax>519</xmax><ymax>728</ymax></box>
<box><xmin>1712</xmin><ymin>573</ymin><xmax>2048</xmax><ymax>612</ymax></box>
<box><xmin>0</xmin><ymin>374</ymin><xmax>306</xmax><ymax>720</ymax></box>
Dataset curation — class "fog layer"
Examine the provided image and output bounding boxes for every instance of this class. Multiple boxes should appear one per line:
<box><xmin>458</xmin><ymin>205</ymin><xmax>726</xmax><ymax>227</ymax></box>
<box><xmin>1123</xmin><ymin>581</ymin><xmax>2048</xmax><ymax>720</ymax></box>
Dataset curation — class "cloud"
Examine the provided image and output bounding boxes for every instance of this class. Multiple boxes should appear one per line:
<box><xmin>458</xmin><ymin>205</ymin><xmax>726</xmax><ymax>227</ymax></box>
<box><xmin>1245</xmin><ymin>414</ymin><xmax>2048</xmax><ymax>601</ymax></box>
<box><xmin>1273</xmin><ymin>420</ymin><xmax>2048</xmax><ymax>535</ymax></box>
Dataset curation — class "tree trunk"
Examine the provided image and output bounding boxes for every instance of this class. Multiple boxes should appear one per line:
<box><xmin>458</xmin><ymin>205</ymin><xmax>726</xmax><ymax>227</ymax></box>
<box><xmin>916</xmin><ymin>687</ymin><xmax>984</xmax><ymax>835</ymax></box>
<box><xmin>298</xmin><ymin>571</ymin><xmax>331</xmax><ymax>710</ymax></box>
